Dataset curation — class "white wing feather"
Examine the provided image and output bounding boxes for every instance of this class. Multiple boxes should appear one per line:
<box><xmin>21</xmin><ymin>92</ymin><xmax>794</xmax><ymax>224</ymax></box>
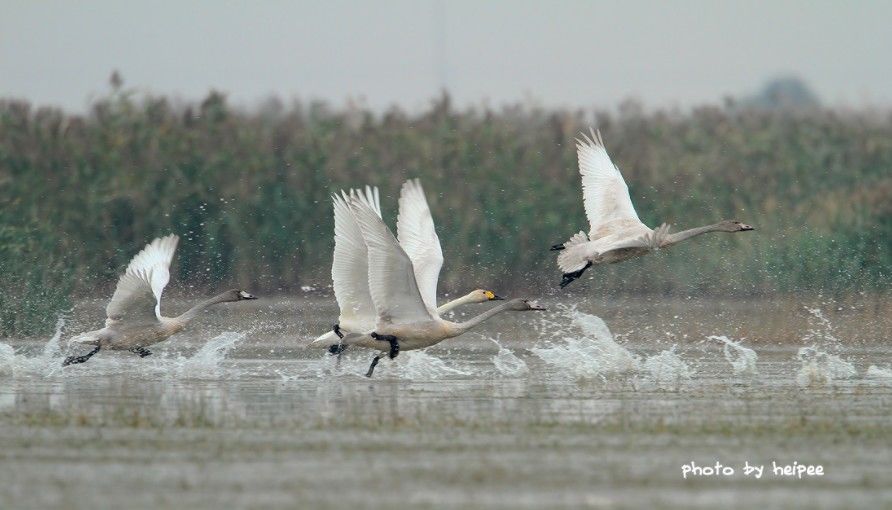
<box><xmin>349</xmin><ymin>195</ymin><xmax>435</xmax><ymax>326</ymax></box>
<box><xmin>397</xmin><ymin>178</ymin><xmax>443</xmax><ymax>315</ymax></box>
<box><xmin>105</xmin><ymin>234</ymin><xmax>179</xmax><ymax>327</ymax></box>
<box><xmin>330</xmin><ymin>187</ymin><xmax>381</xmax><ymax>331</ymax></box>
<box><xmin>577</xmin><ymin>129</ymin><xmax>646</xmax><ymax>239</ymax></box>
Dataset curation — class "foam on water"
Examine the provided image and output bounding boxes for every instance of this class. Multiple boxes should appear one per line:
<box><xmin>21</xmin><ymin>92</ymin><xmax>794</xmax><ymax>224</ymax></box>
<box><xmin>312</xmin><ymin>347</ymin><xmax>471</xmax><ymax>380</ymax></box>
<box><xmin>795</xmin><ymin>346</ymin><xmax>857</xmax><ymax>388</ymax></box>
<box><xmin>865</xmin><ymin>365</ymin><xmax>892</xmax><ymax>385</ymax></box>
<box><xmin>531</xmin><ymin>310</ymin><xmax>640</xmax><ymax>378</ymax></box>
<box><xmin>393</xmin><ymin>350</ymin><xmax>471</xmax><ymax>379</ymax></box>
<box><xmin>489</xmin><ymin>336</ymin><xmax>529</xmax><ymax>377</ymax></box>
<box><xmin>708</xmin><ymin>335</ymin><xmax>758</xmax><ymax>376</ymax></box>
<box><xmin>643</xmin><ymin>346</ymin><xmax>692</xmax><ymax>390</ymax></box>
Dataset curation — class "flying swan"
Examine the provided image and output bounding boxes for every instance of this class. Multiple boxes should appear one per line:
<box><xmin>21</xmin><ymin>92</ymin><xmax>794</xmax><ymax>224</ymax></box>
<box><xmin>552</xmin><ymin>130</ymin><xmax>755</xmax><ymax>288</ymax></box>
<box><xmin>336</xmin><ymin>190</ymin><xmax>545</xmax><ymax>377</ymax></box>
<box><xmin>63</xmin><ymin>234</ymin><xmax>257</xmax><ymax>366</ymax></box>
<box><xmin>312</xmin><ymin>181</ymin><xmax>503</xmax><ymax>349</ymax></box>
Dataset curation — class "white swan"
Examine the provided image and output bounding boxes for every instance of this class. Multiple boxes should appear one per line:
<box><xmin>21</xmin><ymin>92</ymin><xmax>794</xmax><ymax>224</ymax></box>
<box><xmin>338</xmin><ymin>193</ymin><xmax>545</xmax><ymax>377</ymax></box>
<box><xmin>552</xmin><ymin>129</ymin><xmax>755</xmax><ymax>288</ymax></box>
<box><xmin>63</xmin><ymin>235</ymin><xmax>257</xmax><ymax>366</ymax></box>
<box><xmin>312</xmin><ymin>181</ymin><xmax>502</xmax><ymax>348</ymax></box>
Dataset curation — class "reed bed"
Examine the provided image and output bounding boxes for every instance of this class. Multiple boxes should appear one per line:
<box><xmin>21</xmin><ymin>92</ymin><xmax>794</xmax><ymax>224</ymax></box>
<box><xmin>1</xmin><ymin>90</ymin><xmax>889</xmax><ymax>335</ymax></box>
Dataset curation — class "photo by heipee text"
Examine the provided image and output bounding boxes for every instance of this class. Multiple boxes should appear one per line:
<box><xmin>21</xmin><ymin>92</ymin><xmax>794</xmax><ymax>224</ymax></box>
<box><xmin>681</xmin><ymin>461</ymin><xmax>825</xmax><ymax>480</ymax></box>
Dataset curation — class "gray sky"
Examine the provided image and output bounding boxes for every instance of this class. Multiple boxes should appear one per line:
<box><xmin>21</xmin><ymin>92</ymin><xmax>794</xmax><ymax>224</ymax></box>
<box><xmin>2</xmin><ymin>0</ymin><xmax>890</xmax><ymax>112</ymax></box>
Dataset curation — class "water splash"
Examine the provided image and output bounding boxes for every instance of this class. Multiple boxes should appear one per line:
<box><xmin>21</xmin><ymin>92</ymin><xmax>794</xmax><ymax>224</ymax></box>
<box><xmin>0</xmin><ymin>318</ymin><xmax>66</xmax><ymax>376</ymax></box>
<box><xmin>795</xmin><ymin>308</ymin><xmax>856</xmax><ymax>388</ymax></box>
<box><xmin>175</xmin><ymin>332</ymin><xmax>245</xmax><ymax>377</ymax></box>
<box><xmin>0</xmin><ymin>343</ymin><xmax>15</xmax><ymax>377</ymax></box>
<box><xmin>643</xmin><ymin>346</ymin><xmax>692</xmax><ymax>390</ymax></box>
<box><xmin>795</xmin><ymin>346</ymin><xmax>857</xmax><ymax>388</ymax></box>
<box><xmin>708</xmin><ymin>335</ymin><xmax>758</xmax><ymax>376</ymax></box>
<box><xmin>531</xmin><ymin>311</ymin><xmax>640</xmax><ymax>378</ymax></box>
<box><xmin>803</xmin><ymin>307</ymin><xmax>842</xmax><ymax>346</ymax></box>
<box><xmin>489</xmin><ymin>336</ymin><xmax>529</xmax><ymax>377</ymax></box>
<box><xmin>865</xmin><ymin>365</ymin><xmax>892</xmax><ymax>385</ymax></box>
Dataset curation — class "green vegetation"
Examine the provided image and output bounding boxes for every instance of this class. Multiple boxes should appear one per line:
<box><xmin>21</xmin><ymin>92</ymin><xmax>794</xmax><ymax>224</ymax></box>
<box><xmin>1</xmin><ymin>88</ymin><xmax>890</xmax><ymax>335</ymax></box>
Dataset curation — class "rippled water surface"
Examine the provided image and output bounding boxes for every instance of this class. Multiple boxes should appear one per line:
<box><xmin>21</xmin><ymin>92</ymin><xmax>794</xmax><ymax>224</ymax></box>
<box><xmin>1</xmin><ymin>296</ymin><xmax>890</xmax><ymax>509</ymax></box>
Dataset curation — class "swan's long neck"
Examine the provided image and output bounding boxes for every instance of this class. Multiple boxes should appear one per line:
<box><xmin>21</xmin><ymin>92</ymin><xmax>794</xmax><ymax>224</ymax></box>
<box><xmin>175</xmin><ymin>292</ymin><xmax>236</xmax><ymax>324</ymax></box>
<box><xmin>663</xmin><ymin>223</ymin><xmax>726</xmax><ymax>247</ymax></box>
<box><xmin>450</xmin><ymin>302</ymin><xmax>513</xmax><ymax>336</ymax></box>
<box><xmin>436</xmin><ymin>293</ymin><xmax>476</xmax><ymax>315</ymax></box>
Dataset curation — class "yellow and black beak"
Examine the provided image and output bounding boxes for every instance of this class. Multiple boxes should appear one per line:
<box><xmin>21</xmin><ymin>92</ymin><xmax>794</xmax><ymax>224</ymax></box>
<box><xmin>485</xmin><ymin>291</ymin><xmax>504</xmax><ymax>301</ymax></box>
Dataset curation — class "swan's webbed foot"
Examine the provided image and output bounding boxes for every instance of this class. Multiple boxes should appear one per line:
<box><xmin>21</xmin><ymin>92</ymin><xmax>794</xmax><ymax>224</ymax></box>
<box><xmin>365</xmin><ymin>355</ymin><xmax>381</xmax><ymax>378</ymax></box>
<box><xmin>559</xmin><ymin>262</ymin><xmax>592</xmax><ymax>289</ymax></box>
<box><xmin>62</xmin><ymin>345</ymin><xmax>100</xmax><ymax>366</ymax></box>
<box><xmin>328</xmin><ymin>343</ymin><xmax>347</xmax><ymax>355</ymax></box>
<box><xmin>129</xmin><ymin>346</ymin><xmax>152</xmax><ymax>358</ymax></box>
<box><xmin>371</xmin><ymin>332</ymin><xmax>399</xmax><ymax>359</ymax></box>
<box><xmin>332</xmin><ymin>323</ymin><xmax>344</xmax><ymax>339</ymax></box>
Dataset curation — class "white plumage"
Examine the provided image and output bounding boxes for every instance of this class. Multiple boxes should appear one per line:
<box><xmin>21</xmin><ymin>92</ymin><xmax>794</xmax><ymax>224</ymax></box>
<box><xmin>397</xmin><ymin>178</ymin><xmax>444</xmax><ymax>315</ymax></box>
<box><xmin>350</xmin><ymin>194</ymin><xmax>436</xmax><ymax>326</ymax></box>
<box><xmin>331</xmin><ymin>187</ymin><xmax>381</xmax><ymax>334</ymax></box>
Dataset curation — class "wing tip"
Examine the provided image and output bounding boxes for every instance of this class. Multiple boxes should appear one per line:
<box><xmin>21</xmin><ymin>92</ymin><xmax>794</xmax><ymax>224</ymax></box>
<box><xmin>576</xmin><ymin>128</ymin><xmax>606</xmax><ymax>150</ymax></box>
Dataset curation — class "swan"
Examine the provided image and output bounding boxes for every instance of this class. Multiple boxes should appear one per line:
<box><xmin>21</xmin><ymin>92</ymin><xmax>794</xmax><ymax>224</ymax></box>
<box><xmin>552</xmin><ymin>129</ymin><xmax>755</xmax><ymax>288</ymax></box>
<box><xmin>62</xmin><ymin>235</ymin><xmax>257</xmax><ymax>366</ymax></box>
<box><xmin>312</xmin><ymin>182</ymin><xmax>502</xmax><ymax>349</ymax></box>
<box><xmin>337</xmin><ymin>193</ymin><xmax>545</xmax><ymax>377</ymax></box>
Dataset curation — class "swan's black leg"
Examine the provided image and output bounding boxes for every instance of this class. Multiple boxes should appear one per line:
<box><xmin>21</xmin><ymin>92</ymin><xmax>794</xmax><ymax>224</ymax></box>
<box><xmin>62</xmin><ymin>345</ymin><xmax>100</xmax><ymax>366</ymax></box>
<box><xmin>550</xmin><ymin>243</ymin><xmax>565</xmax><ymax>251</ymax></box>
<box><xmin>371</xmin><ymin>332</ymin><xmax>399</xmax><ymax>359</ymax></box>
<box><xmin>559</xmin><ymin>262</ymin><xmax>592</xmax><ymax>289</ymax></box>
<box><xmin>329</xmin><ymin>325</ymin><xmax>347</xmax><ymax>362</ymax></box>
<box><xmin>129</xmin><ymin>346</ymin><xmax>152</xmax><ymax>358</ymax></box>
<box><xmin>365</xmin><ymin>355</ymin><xmax>381</xmax><ymax>378</ymax></box>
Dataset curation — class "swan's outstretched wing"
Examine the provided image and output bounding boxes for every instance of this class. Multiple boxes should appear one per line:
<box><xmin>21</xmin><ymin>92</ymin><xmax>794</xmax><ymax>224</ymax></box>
<box><xmin>330</xmin><ymin>186</ymin><xmax>381</xmax><ymax>331</ymax></box>
<box><xmin>577</xmin><ymin>129</ymin><xmax>646</xmax><ymax>240</ymax></box>
<box><xmin>105</xmin><ymin>234</ymin><xmax>179</xmax><ymax>327</ymax></box>
<box><xmin>397</xmin><ymin>178</ymin><xmax>443</xmax><ymax>315</ymax></box>
<box><xmin>349</xmin><ymin>195</ymin><xmax>435</xmax><ymax>326</ymax></box>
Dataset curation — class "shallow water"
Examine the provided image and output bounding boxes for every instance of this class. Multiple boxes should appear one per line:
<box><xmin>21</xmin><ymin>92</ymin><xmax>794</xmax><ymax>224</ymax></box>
<box><xmin>1</xmin><ymin>296</ymin><xmax>890</xmax><ymax>509</ymax></box>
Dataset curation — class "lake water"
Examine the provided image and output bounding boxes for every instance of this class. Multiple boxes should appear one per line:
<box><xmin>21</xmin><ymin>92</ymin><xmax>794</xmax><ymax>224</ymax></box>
<box><xmin>1</xmin><ymin>295</ymin><xmax>890</xmax><ymax>509</ymax></box>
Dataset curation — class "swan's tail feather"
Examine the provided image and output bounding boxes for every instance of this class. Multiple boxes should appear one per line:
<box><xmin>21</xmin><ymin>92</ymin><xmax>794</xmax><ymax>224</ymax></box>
<box><xmin>556</xmin><ymin>231</ymin><xmax>591</xmax><ymax>274</ymax></box>
<box><xmin>68</xmin><ymin>331</ymin><xmax>101</xmax><ymax>346</ymax></box>
<box><xmin>311</xmin><ymin>330</ymin><xmax>339</xmax><ymax>345</ymax></box>
<box><xmin>554</xmin><ymin>230</ymin><xmax>587</xmax><ymax>256</ymax></box>
<box><xmin>563</xmin><ymin>231</ymin><xmax>588</xmax><ymax>249</ymax></box>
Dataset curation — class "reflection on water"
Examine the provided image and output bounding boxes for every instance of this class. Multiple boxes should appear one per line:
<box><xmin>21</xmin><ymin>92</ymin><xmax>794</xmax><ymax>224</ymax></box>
<box><xmin>1</xmin><ymin>297</ymin><xmax>891</xmax><ymax>509</ymax></box>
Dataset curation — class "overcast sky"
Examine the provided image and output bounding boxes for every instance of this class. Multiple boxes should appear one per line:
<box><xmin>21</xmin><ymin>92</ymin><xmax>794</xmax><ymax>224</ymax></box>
<box><xmin>2</xmin><ymin>0</ymin><xmax>890</xmax><ymax>112</ymax></box>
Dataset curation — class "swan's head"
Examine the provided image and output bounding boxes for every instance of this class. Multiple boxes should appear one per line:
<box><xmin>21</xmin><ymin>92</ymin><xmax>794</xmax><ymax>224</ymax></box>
<box><xmin>506</xmin><ymin>298</ymin><xmax>547</xmax><ymax>312</ymax></box>
<box><xmin>719</xmin><ymin>220</ymin><xmax>755</xmax><ymax>232</ymax></box>
<box><xmin>226</xmin><ymin>289</ymin><xmax>258</xmax><ymax>301</ymax></box>
<box><xmin>469</xmin><ymin>289</ymin><xmax>504</xmax><ymax>303</ymax></box>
